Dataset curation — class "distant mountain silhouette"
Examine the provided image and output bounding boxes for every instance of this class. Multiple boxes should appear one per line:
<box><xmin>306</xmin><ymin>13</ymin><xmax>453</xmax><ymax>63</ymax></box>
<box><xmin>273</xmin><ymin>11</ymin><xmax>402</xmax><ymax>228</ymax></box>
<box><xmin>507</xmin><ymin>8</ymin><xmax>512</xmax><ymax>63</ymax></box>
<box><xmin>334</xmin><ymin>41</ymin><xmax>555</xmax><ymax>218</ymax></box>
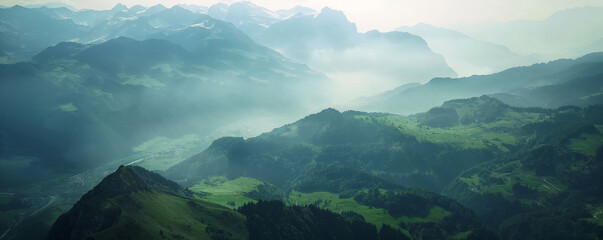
<box><xmin>397</xmin><ymin>23</ymin><xmax>539</xmax><ymax>76</ymax></box>
<box><xmin>352</xmin><ymin>52</ymin><xmax>603</xmax><ymax>115</ymax></box>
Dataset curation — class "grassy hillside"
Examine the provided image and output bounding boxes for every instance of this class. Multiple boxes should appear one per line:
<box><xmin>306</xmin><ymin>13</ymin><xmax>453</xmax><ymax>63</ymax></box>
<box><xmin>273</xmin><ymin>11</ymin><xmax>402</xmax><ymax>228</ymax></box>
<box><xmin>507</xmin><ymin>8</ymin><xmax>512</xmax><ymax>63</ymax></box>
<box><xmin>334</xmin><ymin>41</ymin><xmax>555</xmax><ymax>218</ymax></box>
<box><xmin>191</xmin><ymin>176</ymin><xmax>269</xmax><ymax>208</ymax></box>
<box><xmin>167</xmin><ymin>96</ymin><xmax>548</xmax><ymax>193</ymax></box>
<box><xmin>175</xmin><ymin>163</ymin><xmax>497</xmax><ymax>240</ymax></box>
<box><xmin>46</xmin><ymin>166</ymin><xmax>248</xmax><ymax>240</ymax></box>
<box><xmin>165</xmin><ymin>96</ymin><xmax>603</xmax><ymax>239</ymax></box>
<box><xmin>88</xmin><ymin>190</ymin><xmax>247</xmax><ymax>240</ymax></box>
<box><xmin>49</xmin><ymin>165</ymin><xmax>467</xmax><ymax>240</ymax></box>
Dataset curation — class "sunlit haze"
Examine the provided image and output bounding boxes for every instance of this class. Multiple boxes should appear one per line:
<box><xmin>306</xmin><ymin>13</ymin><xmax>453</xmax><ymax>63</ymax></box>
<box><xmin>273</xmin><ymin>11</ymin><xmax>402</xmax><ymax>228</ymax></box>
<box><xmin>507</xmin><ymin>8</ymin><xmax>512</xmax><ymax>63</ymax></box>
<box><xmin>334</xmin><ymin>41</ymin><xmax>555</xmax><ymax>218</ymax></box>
<box><xmin>3</xmin><ymin>0</ymin><xmax>602</xmax><ymax>31</ymax></box>
<box><xmin>2</xmin><ymin>0</ymin><xmax>603</xmax><ymax>238</ymax></box>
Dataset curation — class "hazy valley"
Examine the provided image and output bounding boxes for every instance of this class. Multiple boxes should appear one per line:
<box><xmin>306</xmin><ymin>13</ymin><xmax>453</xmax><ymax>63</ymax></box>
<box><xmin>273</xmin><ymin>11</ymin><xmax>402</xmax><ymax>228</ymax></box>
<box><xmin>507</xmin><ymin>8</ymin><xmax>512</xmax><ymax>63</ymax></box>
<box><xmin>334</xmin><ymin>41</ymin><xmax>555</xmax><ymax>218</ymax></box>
<box><xmin>0</xmin><ymin>1</ymin><xmax>602</xmax><ymax>240</ymax></box>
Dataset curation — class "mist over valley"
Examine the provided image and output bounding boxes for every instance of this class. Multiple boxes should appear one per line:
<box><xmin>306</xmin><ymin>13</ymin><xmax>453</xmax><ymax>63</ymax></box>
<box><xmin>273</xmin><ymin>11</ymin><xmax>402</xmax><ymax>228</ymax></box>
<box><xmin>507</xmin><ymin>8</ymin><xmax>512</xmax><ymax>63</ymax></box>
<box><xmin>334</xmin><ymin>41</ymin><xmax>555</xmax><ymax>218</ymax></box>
<box><xmin>0</xmin><ymin>1</ymin><xmax>602</xmax><ymax>239</ymax></box>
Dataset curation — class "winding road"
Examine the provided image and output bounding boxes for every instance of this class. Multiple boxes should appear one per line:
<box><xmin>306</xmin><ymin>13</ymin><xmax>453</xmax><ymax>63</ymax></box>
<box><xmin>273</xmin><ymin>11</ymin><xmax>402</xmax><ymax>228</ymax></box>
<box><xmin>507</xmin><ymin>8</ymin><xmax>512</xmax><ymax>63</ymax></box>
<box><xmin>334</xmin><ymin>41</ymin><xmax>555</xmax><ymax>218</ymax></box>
<box><xmin>539</xmin><ymin>177</ymin><xmax>561</xmax><ymax>192</ymax></box>
<box><xmin>31</xmin><ymin>196</ymin><xmax>57</xmax><ymax>217</ymax></box>
<box><xmin>126</xmin><ymin>153</ymin><xmax>162</xmax><ymax>166</ymax></box>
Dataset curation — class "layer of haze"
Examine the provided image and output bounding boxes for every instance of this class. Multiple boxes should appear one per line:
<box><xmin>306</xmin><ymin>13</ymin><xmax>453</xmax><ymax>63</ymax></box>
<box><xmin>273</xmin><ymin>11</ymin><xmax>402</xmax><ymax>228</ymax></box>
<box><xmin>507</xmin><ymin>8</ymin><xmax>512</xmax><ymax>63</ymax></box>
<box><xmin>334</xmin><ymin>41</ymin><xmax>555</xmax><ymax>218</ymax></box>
<box><xmin>3</xmin><ymin>0</ymin><xmax>602</xmax><ymax>32</ymax></box>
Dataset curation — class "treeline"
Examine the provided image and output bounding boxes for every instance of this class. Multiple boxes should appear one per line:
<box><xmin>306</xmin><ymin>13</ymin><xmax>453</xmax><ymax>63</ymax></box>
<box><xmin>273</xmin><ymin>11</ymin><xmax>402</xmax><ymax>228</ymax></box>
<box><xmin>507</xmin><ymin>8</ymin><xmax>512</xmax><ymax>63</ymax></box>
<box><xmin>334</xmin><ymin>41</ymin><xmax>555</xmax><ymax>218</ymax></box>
<box><xmin>354</xmin><ymin>189</ymin><xmax>499</xmax><ymax>240</ymax></box>
<box><xmin>293</xmin><ymin>164</ymin><xmax>405</xmax><ymax>197</ymax></box>
<box><xmin>238</xmin><ymin>200</ymin><xmax>410</xmax><ymax>240</ymax></box>
<box><xmin>291</xmin><ymin>164</ymin><xmax>498</xmax><ymax>239</ymax></box>
<box><xmin>444</xmin><ymin>104</ymin><xmax>603</xmax><ymax>239</ymax></box>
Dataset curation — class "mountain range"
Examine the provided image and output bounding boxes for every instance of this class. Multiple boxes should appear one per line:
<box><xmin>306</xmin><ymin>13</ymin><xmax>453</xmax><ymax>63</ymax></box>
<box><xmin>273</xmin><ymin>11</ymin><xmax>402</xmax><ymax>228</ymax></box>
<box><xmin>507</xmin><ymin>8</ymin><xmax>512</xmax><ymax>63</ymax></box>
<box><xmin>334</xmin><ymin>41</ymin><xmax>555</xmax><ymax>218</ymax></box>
<box><xmin>207</xmin><ymin>1</ymin><xmax>316</xmax><ymax>37</ymax></box>
<box><xmin>251</xmin><ymin>7</ymin><xmax>456</xmax><ymax>99</ymax></box>
<box><xmin>0</xmin><ymin>2</ymin><xmax>602</xmax><ymax>240</ymax></box>
<box><xmin>46</xmin><ymin>165</ymin><xmax>498</xmax><ymax>239</ymax></box>
<box><xmin>396</xmin><ymin>23</ymin><xmax>539</xmax><ymax>77</ymax></box>
<box><xmin>455</xmin><ymin>6</ymin><xmax>603</xmax><ymax>60</ymax></box>
<box><xmin>0</xmin><ymin>25</ymin><xmax>329</xmax><ymax>187</ymax></box>
<box><xmin>163</xmin><ymin>96</ymin><xmax>603</xmax><ymax>239</ymax></box>
<box><xmin>350</xmin><ymin>52</ymin><xmax>603</xmax><ymax>115</ymax></box>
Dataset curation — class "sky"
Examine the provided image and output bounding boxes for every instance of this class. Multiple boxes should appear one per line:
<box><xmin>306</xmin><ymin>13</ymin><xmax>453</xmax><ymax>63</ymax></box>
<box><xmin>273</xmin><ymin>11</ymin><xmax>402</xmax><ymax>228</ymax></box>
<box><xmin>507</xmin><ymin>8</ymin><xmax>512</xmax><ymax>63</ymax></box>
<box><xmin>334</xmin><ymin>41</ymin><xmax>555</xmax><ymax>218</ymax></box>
<box><xmin>3</xmin><ymin>0</ymin><xmax>603</xmax><ymax>32</ymax></box>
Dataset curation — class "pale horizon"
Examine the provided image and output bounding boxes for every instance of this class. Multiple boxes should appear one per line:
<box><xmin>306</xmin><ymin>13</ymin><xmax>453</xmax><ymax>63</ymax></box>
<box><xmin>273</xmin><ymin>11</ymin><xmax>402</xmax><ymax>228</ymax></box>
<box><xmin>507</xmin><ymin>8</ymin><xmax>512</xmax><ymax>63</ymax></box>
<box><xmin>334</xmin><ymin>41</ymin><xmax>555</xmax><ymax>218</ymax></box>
<box><xmin>3</xmin><ymin>0</ymin><xmax>602</xmax><ymax>32</ymax></box>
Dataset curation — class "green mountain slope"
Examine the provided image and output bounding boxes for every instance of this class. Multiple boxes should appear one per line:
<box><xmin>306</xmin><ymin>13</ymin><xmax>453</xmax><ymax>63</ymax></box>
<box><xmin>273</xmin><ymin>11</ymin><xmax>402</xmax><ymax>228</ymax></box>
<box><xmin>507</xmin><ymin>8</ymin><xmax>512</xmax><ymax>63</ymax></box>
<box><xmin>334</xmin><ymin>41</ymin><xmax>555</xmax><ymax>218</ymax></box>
<box><xmin>47</xmin><ymin>165</ymin><xmax>455</xmax><ymax>240</ymax></box>
<box><xmin>166</xmin><ymin>98</ymin><xmax>518</xmax><ymax>192</ymax></box>
<box><xmin>46</xmin><ymin>165</ymin><xmax>248</xmax><ymax>240</ymax></box>
<box><xmin>491</xmin><ymin>72</ymin><xmax>603</xmax><ymax>108</ymax></box>
<box><xmin>239</xmin><ymin>200</ymin><xmax>403</xmax><ymax>240</ymax></box>
<box><xmin>442</xmin><ymin>105</ymin><xmax>603</xmax><ymax>238</ymax></box>
<box><xmin>182</xmin><ymin>165</ymin><xmax>498</xmax><ymax>239</ymax></box>
<box><xmin>289</xmin><ymin>165</ymin><xmax>498</xmax><ymax>239</ymax></box>
<box><xmin>190</xmin><ymin>176</ymin><xmax>285</xmax><ymax>208</ymax></box>
<box><xmin>166</xmin><ymin>96</ymin><xmax>603</xmax><ymax>238</ymax></box>
<box><xmin>0</xmin><ymin>35</ymin><xmax>328</xmax><ymax>187</ymax></box>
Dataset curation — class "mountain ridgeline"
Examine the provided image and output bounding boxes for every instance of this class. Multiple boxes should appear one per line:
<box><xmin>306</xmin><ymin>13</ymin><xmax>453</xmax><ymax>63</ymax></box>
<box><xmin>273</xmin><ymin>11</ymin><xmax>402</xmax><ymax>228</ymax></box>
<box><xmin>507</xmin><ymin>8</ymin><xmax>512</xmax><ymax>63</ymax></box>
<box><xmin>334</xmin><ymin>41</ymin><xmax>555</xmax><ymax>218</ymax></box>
<box><xmin>396</xmin><ymin>23</ymin><xmax>538</xmax><ymax>76</ymax></box>
<box><xmin>165</xmin><ymin>96</ymin><xmax>603</xmax><ymax>239</ymax></box>
<box><xmin>0</xmin><ymin>10</ymin><xmax>329</xmax><ymax>186</ymax></box>
<box><xmin>0</xmin><ymin>3</ymin><xmax>602</xmax><ymax>240</ymax></box>
<box><xmin>49</xmin><ymin>165</ymin><xmax>488</xmax><ymax>240</ymax></box>
<box><xmin>252</xmin><ymin>7</ymin><xmax>456</xmax><ymax>97</ymax></box>
<box><xmin>46</xmin><ymin>165</ymin><xmax>247</xmax><ymax>240</ymax></box>
<box><xmin>352</xmin><ymin>52</ymin><xmax>603</xmax><ymax>115</ymax></box>
<box><xmin>207</xmin><ymin>3</ymin><xmax>458</xmax><ymax>88</ymax></box>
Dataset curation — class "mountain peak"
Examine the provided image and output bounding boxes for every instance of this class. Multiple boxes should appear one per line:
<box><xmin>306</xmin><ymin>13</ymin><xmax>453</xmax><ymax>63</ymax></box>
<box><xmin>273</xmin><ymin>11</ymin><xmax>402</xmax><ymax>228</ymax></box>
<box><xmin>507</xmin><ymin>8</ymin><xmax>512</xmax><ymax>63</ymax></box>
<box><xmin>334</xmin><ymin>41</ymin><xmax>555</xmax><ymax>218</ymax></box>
<box><xmin>47</xmin><ymin>166</ymin><xmax>232</xmax><ymax>240</ymax></box>
<box><xmin>9</xmin><ymin>5</ymin><xmax>26</xmax><ymax>10</ymax></box>
<box><xmin>289</xmin><ymin>5</ymin><xmax>315</xmax><ymax>13</ymax></box>
<box><xmin>207</xmin><ymin>137</ymin><xmax>246</xmax><ymax>151</ymax></box>
<box><xmin>78</xmin><ymin>165</ymin><xmax>191</xmax><ymax>203</ymax></box>
<box><xmin>317</xmin><ymin>7</ymin><xmax>348</xmax><ymax>20</ymax></box>
<box><xmin>419</xmin><ymin>96</ymin><xmax>513</xmax><ymax>127</ymax></box>
<box><xmin>129</xmin><ymin>4</ymin><xmax>146</xmax><ymax>12</ymax></box>
<box><xmin>232</xmin><ymin>1</ymin><xmax>258</xmax><ymax>8</ymax></box>
<box><xmin>33</xmin><ymin>41</ymin><xmax>87</xmax><ymax>63</ymax></box>
<box><xmin>301</xmin><ymin>108</ymin><xmax>342</xmax><ymax>123</ymax></box>
<box><xmin>110</xmin><ymin>3</ymin><xmax>128</xmax><ymax>11</ymax></box>
<box><xmin>147</xmin><ymin>3</ymin><xmax>167</xmax><ymax>11</ymax></box>
<box><xmin>168</xmin><ymin>4</ymin><xmax>188</xmax><ymax>12</ymax></box>
<box><xmin>80</xmin><ymin>165</ymin><xmax>149</xmax><ymax>202</ymax></box>
<box><xmin>315</xmin><ymin>7</ymin><xmax>357</xmax><ymax>34</ymax></box>
<box><xmin>109</xmin><ymin>36</ymin><xmax>136</xmax><ymax>43</ymax></box>
<box><xmin>208</xmin><ymin>2</ymin><xmax>229</xmax><ymax>19</ymax></box>
<box><xmin>441</xmin><ymin>95</ymin><xmax>508</xmax><ymax>110</ymax></box>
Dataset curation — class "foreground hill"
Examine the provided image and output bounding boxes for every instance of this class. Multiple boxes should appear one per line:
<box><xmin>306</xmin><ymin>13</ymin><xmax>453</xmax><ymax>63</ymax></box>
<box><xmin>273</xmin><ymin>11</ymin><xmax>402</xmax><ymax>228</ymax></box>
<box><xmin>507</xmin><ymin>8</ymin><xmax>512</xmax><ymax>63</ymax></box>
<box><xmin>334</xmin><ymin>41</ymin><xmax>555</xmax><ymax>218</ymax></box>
<box><xmin>166</xmin><ymin>96</ymin><xmax>603</xmax><ymax>238</ymax></box>
<box><xmin>46</xmin><ymin>165</ymin><xmax>248</xmax><ymax>240</ymax></box>
<box><xmin>48</xmin><ymin>165</ymin><xmax>489</xmax><ymax>239</ymax></box>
